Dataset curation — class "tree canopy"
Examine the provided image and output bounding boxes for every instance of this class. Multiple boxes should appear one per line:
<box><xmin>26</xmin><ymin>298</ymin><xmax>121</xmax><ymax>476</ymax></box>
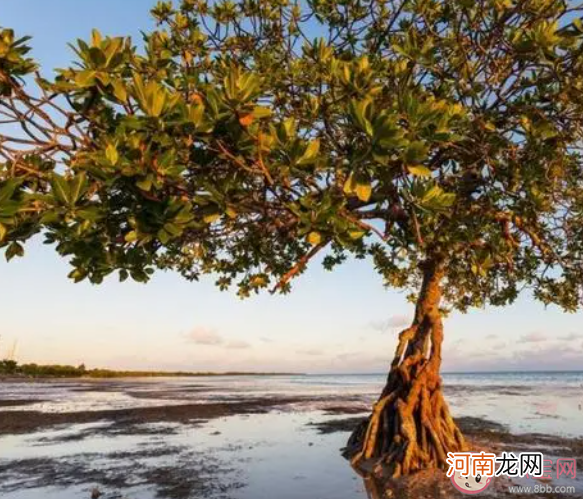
<box><xmin>1</xmin><ymin>0</ymin><xmax>583</xmax><ymax>312</ymax></box>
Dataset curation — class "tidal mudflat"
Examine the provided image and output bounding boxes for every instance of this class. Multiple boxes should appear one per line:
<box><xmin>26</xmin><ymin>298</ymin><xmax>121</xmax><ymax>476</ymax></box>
<box><xmin>1</xmin><ymin>373</ymin><xmax>583</xmax><ymax>499</ymax></box>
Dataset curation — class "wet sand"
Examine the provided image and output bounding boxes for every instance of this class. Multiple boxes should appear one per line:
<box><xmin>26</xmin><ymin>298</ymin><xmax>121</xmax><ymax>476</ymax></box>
<box><xmin>1</xmin><ymin>376</ymin><xmax>583</xmax><ymax>499</ymax></box>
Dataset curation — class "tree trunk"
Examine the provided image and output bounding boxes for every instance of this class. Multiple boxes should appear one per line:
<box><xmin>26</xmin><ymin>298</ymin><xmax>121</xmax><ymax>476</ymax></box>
<box><xmin>345</xmin><ymin>259</ymin><xmax>466</xmax><ymax>477</ymax></box>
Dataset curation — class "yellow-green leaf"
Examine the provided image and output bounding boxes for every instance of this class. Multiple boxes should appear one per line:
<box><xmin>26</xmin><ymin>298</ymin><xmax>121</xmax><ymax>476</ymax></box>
<box><xmin>125</xmin><ymin>230</ymin><xmax>138</xmax><ymax>243</ymax></box>
<box><xmin>75</xmin><ymin>70</ymin><xmax>96</xmax><ymax>88</ymax></box>
<box><xmin>348</xmin><ymin>229</ymin><xmax>365</xmax><ymax>240</ymax></box>
<box><xmin>203</xmin><ymin>213</ymin><xmax>221</xmax><ymax>224</ymax></box>
<box><xmin>484</xmin><ymin>121</ymin><xmax>496</xmax><ymax>132</ymax></box>
<box><xmin>407</xmin><ymin>165</ymin><xmax>432</xmax><ymax>177</ymax></box>
<box><xmin>188</xmin><ymin>103</ymin><xmax>205</xmax><ymax>126</ymax></box>
<box><xmin>252</xmin><ymin>106</ymin><xmax>272</xmax><ymax>119</ymax></box>
<box><xmin>343</xmin><ymin>174</ymin><xmax>356</xmax><ymax>195</ymax></box>
<box><xmin>106</xmin><ymin>144</ymin><xmax>119</xmax><ymax>165</ymax></box>
<box><xmin>91</xmin><ymin>29</ymin><xmax>103</xmax><ymax>47</ymax></box>
<box><xmin>136</xmin><ymin>177</ymin><xmax>152</xmax><ymax>191</ymax></box>
<box><xmin>297</xmin><ymin>139</ymin><xmax>320</xmax><ymax>165</ymax></box>
<box><xmin>112</xmin><ymin>80</ymin><xmax>127</xmax><ymax>103</ymax></box>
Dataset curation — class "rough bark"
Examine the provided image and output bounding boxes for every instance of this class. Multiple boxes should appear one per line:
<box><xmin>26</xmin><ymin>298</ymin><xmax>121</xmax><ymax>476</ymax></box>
<box><xmin>345</xmin><ymin>259</ymin><xmax>466</xmax><ymax>477</ymax></box>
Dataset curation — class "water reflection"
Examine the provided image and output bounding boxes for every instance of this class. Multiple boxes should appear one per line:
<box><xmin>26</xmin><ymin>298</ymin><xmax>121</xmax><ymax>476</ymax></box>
<box><xmin>362</xmin><ymin>475</ymin><xmax>383</xmax><ymax>499</ymax></box>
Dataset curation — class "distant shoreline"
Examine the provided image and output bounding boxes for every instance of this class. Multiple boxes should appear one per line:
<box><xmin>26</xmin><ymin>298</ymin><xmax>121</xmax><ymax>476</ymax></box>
<box><xmin>0</xmin><ymin>372</ymin><xmax>302</xmax><ymax>380</ymax></box>
<box><xmin>0</xmin><ymin>361</ymin><xmax>301</xmax><ymax>380</ymax></box>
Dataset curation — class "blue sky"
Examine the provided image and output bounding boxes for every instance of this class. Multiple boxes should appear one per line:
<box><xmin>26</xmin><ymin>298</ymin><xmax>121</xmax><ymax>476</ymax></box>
<box><xmin>1</xmin><ymin>0</ymin><xmax>582</xmax><ymax>373</ymax></box>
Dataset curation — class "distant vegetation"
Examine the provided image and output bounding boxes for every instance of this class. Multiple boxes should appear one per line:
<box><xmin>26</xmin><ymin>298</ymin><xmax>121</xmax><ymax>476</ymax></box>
<box><xmin>0</xmin><ymin>360</ymin><xmax>293</xmax><ymax>379</ymax></box>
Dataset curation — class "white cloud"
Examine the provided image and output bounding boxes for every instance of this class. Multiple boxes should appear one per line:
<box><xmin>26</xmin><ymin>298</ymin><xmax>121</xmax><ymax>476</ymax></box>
<box><xmin>184</xmin><ymin>327</ymin><xmax>223</xmax><ymax>346</ymax></box>
<box><xmin>520</xmin><ymin>331</ymin><xmax>547</xmax><ymax>343</ymax></box>
<box><xmin>369</xmin><ymin>315</ymin><xmax>410</xmax><ymax>332</ymax></box>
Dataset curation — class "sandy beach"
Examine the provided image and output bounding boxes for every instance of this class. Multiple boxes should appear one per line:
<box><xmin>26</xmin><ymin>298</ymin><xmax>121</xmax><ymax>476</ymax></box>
<box><xmin>1</xmin><ymin>374</ymin><xmax>583</xmax><ymax>499</ymax></box>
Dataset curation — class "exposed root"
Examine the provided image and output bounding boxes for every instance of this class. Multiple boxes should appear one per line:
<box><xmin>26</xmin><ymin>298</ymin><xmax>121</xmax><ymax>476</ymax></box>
<box><xmin>346</xmin><ymin>259</ymin><xmax>466</xmax><ymax>477</ymax></box>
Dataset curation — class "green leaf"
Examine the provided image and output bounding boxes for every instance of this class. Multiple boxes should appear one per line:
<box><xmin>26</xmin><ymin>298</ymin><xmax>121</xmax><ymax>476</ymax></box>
<box><xmin>69</xmin><ymin>173</ymin><xmax>87</xmax><ymax>204</ymax></box>
<box><xmin>0</xmin><ymin>179</ymin><xmax>22</xmax><ymax>204</ymax></box>
<box><xmin>40</xmin><ymin>210</ymin><xmax>60</xmax><ymax>224</ymax></box>
<box><xmin>157</xmin><ymin>228</ymin><xmax>171</xmax><ymax>244</ymax></box>
<box><xmin>350</xmin><ymin>99</ymin><xmax>374</xmax><ymax>137</ymax></box>
<box><xmin>163</xmin><ymin>222</ymin><xmax>182</xmax><ymax>236</ymax></box>
<box><xmin>404</xmin><ymin>141</ymin><xmax>429</xmax><ymax>164</ymax></box>
<box><xmin>77</xmin><ymin>207</ymin><xmax>102</xmax><ymax>222</ymax></box>
<box><xmin>0</xmin><ymin>200</ymin><xmax>20</xmax><ymax>218</ymax></box>
<box><xmin>68</xmin><ymin>268</ymin><xmax>87</xmax><ymax>283</ymax></box>
<box><xmin>50</xmin><ymin>174</ymin><xmax>71</xmax><ymax>205</ymax></box>
<box><xmin>5</xmin><ymin>241</ymin><xmax>24</xmax><ymax>261</ymax></box>
<box><xmin>407</xmin><ymin>165</ymin><xmax>432</xmax><ymax>177</ymax></box>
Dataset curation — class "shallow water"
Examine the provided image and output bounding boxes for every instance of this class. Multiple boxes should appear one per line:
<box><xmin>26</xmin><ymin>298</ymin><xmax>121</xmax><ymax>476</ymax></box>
<box><xmin>2</xmin><ymin>372</ymin><xmax>583</xmax><ymax>498</ymax></box>
<box><xmin>2</xmin><ymin>372</ymin><xmax>583</xmax><ymax>434</ymax></box>
<box><xmin>0</xmin><ymin>411</ymin><xmax>369</xmax><ymax>499</ymax></box>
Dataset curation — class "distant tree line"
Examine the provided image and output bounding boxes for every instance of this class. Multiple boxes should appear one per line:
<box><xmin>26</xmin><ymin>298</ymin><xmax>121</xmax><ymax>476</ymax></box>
<box><xmin>0</xmin><ymin>360</ymin><xmax>293</xmax><ymax>378</ymax></box>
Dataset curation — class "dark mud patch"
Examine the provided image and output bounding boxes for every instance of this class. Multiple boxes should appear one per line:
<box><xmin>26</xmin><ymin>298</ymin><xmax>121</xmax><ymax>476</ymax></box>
<box><xmin>33</xmin><ymin>422</ymin><xmax>187</xmax><ymax>445</ymax></box>
<box><xmin>445</xmin><ymin>384</ymin><xmax>534</xmax><ymax>395</ymax></box>
<box><xmin>0</xmin><ymin>396</ymin><xmax>304</xmax><ymax>436</ymax></box>
<box><xmin>0</xmin><ymin>447</ymin><xmax>242</xmax><ymax>499</ymax></box>
<box><xmin>310</xmin><ymin>414</ymin><xmax>508</xmax><ymax>436</ymax></box>
<box><xmin>310</xmin><ymin>416</ymin><xmax>366</xmax><ymax>434</ymax></box>
<box><xmin>323</xmin><ymin>404</ymin><xmax>369</xmax><ymax>415</ymax></box>
<box><xmin>0</xmin><ymin>399</ymin><xmax>44</xmax><ymax>407</ymax></box>
<box><xmin>124</xmin><ymin>387</ymin><xmax>211</xmax><ymax>400</ymax></box>
<box><xmin>456</xmin><ymin>415</ymin><xmax>508</xmax><ymax>434</ymax></box>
